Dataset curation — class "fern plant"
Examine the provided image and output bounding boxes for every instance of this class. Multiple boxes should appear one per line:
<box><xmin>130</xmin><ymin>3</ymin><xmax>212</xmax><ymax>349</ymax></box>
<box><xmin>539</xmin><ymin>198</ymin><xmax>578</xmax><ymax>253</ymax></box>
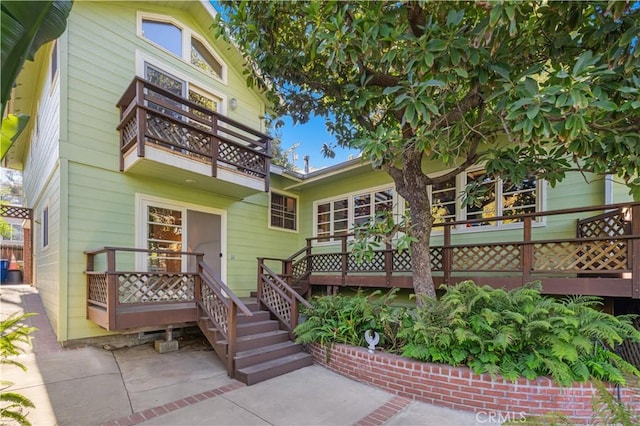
<box><xmin>294</xmin><ymin>288</ymin><xmax>410</xmax><ymax>352</ymax></box>
<box><xmin>399</xmin><ymin>281</ymin><xmax>640</xmax><ymax>386</ymax></box>
<box><xmin>1</xmin><ymin>312</ymin><xmax>37</xmax><ymax>426</ymax></box>
<box><xmin>590</xmin><ymin>377</ymin><xmax>640</xmax><ymax>425</ymax></box>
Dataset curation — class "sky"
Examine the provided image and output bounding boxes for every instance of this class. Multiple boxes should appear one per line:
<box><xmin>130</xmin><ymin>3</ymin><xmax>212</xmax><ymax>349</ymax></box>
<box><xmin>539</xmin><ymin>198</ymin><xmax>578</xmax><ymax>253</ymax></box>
<box><xmin>277</xmin><ymin>115</ymin><xmax>361</xmax><ymax>172</ymax></box>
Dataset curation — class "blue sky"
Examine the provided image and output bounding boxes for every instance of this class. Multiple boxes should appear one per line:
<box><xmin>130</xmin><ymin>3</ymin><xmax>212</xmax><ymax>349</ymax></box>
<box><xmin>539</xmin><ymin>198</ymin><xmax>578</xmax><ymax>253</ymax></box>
<box><xmin>277</xmin><ymin>115</ymin><xmax>361</xmax><ymax>172</ymax></box>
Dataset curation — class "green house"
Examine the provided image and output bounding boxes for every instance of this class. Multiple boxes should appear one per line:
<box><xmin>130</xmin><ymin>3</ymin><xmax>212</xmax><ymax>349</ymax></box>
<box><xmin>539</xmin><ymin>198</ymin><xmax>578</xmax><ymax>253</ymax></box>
<box><xmin>4</xmin><ymin>1</ymin><xmax>638</xmax><ymax>383</ymax></box>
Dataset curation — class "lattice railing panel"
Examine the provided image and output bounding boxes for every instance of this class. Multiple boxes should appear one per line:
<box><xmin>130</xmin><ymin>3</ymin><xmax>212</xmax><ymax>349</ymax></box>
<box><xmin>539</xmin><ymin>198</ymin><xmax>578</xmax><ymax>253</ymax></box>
<box><xmin>0</xmin><ymin>205</ymin><xmax>31</xmax><ymax>220</ymax></box>
<box><xmin>292</xmin><ymin>258</ymin><xmax>308</xmax><ymax>280</ymax></box>
<box><xmin>87</xmin><ymin>274</ymin><xmax>107</xmax><ymax>304</ymax></box>
<box><xmin>117</xmin><ymin>273</ymin><xmax>194</xmax><ymax>303</ymax></box>
<box><xmin>348</xmin><ymin>251</ymin><xmax>385</xmax><ymax>272</ymax></box>
<box><xmin>578</xmin><ymin>210</ymin><xmax>630</xmax><ymax>239</ymax></box>
<box><xmin>120</xmin><ymin>115</ymin><xmax>137</xmax><ymax>148</ymax></box>
<box><xmin>146</xmin><ymin>114</ymin><xmax>210</xmax><ymax>156</ymax></box>
<box><xmin>452</xmin><ymin>244</ymin><xmax>521</xmax><ymax>270</ymax></box>
<box><xmin>201</xmin><ymin>284</ymin><xmax>228</xmax><ymax>336</ymax></box>
<box><xmin>312</xmin><ymin>253</ymin><xmax>342</xmax><ymax>272</ymax></box>
<box><xmin>430</xmin><ymin>247</ymin><xmax>443</xmax><ymax>270</ymax></box>
<box><xmin>261</xmin><ymin>275</ymin><xmax>291</xmax><ymax>323</ymax></box>
<box><xmin>218</xmin><ymin>141</ymin><xmax>266</xmax><ymax>176</ymax></box>
<box><xmin>393</xmin><ymin>250</ymin><xmax>412</xmax><ymax>271</ymax></box>
<box><xmin>534</xmin><ymin>241</ymin><xmax>628</xmax><ymax>271</ymax></box>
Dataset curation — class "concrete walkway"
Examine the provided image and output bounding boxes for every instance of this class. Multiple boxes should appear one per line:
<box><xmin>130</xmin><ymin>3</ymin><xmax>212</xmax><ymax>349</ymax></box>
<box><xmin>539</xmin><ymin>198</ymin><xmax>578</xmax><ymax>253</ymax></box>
<box><xmin>1</xmin><ymin>285</ymin><xmax>483</xmax><ymax>425</ymax></box>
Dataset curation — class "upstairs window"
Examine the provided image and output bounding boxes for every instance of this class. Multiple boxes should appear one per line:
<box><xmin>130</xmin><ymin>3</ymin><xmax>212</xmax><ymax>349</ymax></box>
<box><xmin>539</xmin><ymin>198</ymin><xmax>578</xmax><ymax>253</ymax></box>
<box><xmin>141</xmin><ymin>19</ymin><xmax>182</xmax><ymax>57</ymax></box>
<box><xmin>138</xmin><ymin>13</ymin><xmax>226</xmax><ymax>83</ymax></box>
<box><xmin>191</xmin><ymin>37</ymin><xmax>223</xmax><ymax>80</ymax></box>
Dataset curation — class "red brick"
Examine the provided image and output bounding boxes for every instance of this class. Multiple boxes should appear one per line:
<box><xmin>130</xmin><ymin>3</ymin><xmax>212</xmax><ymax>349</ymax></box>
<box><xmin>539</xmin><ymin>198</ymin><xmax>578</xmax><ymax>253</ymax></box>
<box><xmin>141</xmin><ymin>409</ymin><xmax>157</xmax><ymax>420</ymax></box>
<box><xmin>164</xmin><ymin>402</ymin><xmax>179</xmax><ymax>412</ymax></box>
<box><xmin>153</xmin><ymin>406</ymin><xmax>168</xmax><ymax>415</ymax></box>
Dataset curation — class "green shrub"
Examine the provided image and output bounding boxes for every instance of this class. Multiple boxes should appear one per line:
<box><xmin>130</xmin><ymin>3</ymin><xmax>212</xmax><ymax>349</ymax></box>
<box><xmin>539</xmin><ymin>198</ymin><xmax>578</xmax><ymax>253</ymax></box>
<box><xmin>294</xmin><ymin>288</ymin><xmax>410</xmax><ymax>352</ymax></box>
<box><xmin>399</xmin><ymin>281</ymin><xmax>640</xmax><ymax>386</ymax></box>
<box><xmin>1</xmin><ymin>312</ymin><xmax>37</xmax><ymax>426</ymax></box>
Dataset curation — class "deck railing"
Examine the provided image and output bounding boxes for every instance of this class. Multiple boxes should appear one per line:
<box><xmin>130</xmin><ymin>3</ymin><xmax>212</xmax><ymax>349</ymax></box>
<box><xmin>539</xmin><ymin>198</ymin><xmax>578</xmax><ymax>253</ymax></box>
<box><xmin>85</xmin><ymin>247</ymin><xmax>201</xmax><ymax>330</ymax></box>
<box><xmin>196</xmin><ymin>257</ymin><xmax>253</xmax><ymax>374</ymax></box>
<box><xmin>116</xmin><ymin>77</ymin><xmax>272</xmax><ymax>191</ymax></box>
<box><xmin>272</xmin><ymin>202</ymin><xmax>640</xmax><ymax>299</ymax></box>
<box><xmin>257</xmin><ymin>259</ymin><xmax>312</xmax><ymax>338</ymax></box>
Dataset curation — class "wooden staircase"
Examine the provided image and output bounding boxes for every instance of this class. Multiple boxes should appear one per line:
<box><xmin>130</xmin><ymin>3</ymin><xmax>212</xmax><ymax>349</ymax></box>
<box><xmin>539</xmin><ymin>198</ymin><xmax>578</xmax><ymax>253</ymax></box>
<box><xmin>197</xmin><ymin>298</ymin><xmax>312</xmax><ymax>385</ymax></box>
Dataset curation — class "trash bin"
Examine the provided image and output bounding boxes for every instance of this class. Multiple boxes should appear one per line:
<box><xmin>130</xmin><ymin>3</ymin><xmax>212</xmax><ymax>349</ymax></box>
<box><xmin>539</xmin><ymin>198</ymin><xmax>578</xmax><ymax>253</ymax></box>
<box><xmin>0</xmin><ymin>259</ymin><xmax>7</xmax><ymax>283</ymax></box>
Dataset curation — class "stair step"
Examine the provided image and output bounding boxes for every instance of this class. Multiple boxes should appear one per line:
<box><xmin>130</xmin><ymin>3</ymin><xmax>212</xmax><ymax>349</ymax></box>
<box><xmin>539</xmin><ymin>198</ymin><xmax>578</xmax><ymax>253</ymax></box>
<box><xmin>238</xmin><ymin>310</ymin><xmax>270</xmax><ymax>324</ymax></box>
<box><xmin>237</xmin><ymin>320</ymin><xmax>280</xmax><ymax>336</ymax></box>
<box><xmin>235</xmin><ymin>330</ymin><xmax>290</xmax><ymax>352</ymax></box>
<box><xmin>234</xmin><ymin>341</ymin><xmax>303</xmax><ymax>369</ymax></box>
<box><xmin>235</xmin><ymin>352</ymin><xmax>313</xmax><ymax>385</ymax></box>
<box><xmin>239</xmin><ymin>298</ymin><xmax>260</xmax><ymax>312</ymax></box>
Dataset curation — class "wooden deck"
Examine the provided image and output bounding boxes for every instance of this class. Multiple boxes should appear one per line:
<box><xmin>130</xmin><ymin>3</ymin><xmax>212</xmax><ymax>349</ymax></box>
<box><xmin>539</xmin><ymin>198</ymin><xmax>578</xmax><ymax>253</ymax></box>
<box><xmin>266</xmin><ymin>202</ymin><xmax>639</xmax><ymax>300</ymax></box>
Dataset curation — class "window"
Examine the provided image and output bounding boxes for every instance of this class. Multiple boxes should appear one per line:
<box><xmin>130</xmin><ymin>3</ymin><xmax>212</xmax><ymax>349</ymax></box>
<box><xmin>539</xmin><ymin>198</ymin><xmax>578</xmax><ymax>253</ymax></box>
<box><xmin>143</xmin><ymin>62</ymin><xmax>221</xmax><ymax>116</ymax></box>
<box><xmin>353</xmin><ymin>189</ymin><xmax>394</xmax><ymax>227</ymax></box>
<box><xmin>139</xmin><ymin>14</ymin><xmax>226</xmax><ymax>82</ymax></box>
<box><xmin>316</xmin><ymin>198</ymin><xmax>348</xmax><ymax>242</ymax></box>
<box><xmin>428</xmin><ymin>168</ymin><xmax>541</xmax><ymax>229</ymax></box>
<box><xmin>191</xmin><ymin>37</ymin><xmax>223</xmax><ymax>80</ymax></box>
<box><xmin>146</xmin><ymin>206</ymin><xmax>182</xmax><ymax>272</ymax></box>
<box><xmin>141</xmin><ymin>19</ymin><xmax>182</xmax><ymax>56</ymax></box>
<box><xmin>270</xmin><ymin>192</ymin><xmax>297</xmax><ymax>231</ymax></box>
<box><xmin>42</xmin><ymin>207</ymin><xmax>49</xmax><ymax>248</ymax></box>
<box><xmin>314</xmin><ymin>187</ymin><xmax>397</xmax><ymax>243</ymax></box>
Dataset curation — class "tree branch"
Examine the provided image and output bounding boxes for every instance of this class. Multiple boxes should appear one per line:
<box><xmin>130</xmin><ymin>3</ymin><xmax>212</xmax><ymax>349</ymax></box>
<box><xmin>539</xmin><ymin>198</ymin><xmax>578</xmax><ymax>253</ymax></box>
<box><xmin>407</xmin><ymin>2</ymin><xmax>426</xmax><ymax>38</ymax></box>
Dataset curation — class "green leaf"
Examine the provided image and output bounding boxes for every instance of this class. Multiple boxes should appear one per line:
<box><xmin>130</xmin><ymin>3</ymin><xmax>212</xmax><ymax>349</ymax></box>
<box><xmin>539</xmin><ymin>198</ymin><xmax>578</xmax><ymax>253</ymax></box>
<box><xmin>490</xmin><ymin>65</ymin><xmax>510</xmax><ymax>80</ymax></box>
<box><xmin>1</xmin><ymin>113</ymin><xmax>29</xmax><ymax>160</ymax></box>
<box><xmin>571</xmin><ymin>50</ymin><xmax>594</xmax><ymax>77</ymax></box>
<box><xmin>426</xmin><ymin>39</ymin><xmax>446</xmax><ymax>52</ymax></box>
<box><xmin>1</xmin><ymin>0</ymin><xmax>73</xmax><ymax>114</ymax></box>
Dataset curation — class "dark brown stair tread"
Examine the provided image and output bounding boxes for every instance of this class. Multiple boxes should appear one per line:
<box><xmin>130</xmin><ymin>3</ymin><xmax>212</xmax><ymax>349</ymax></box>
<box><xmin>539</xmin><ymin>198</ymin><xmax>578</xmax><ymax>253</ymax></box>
<box><xmin>237</xmin><ymin>329</ymin><xmax>288</xmax><ymax>342</ymax></box>
<box><xmin>234</xmin><ymin>341</ymin><xmax>300</xmax><ymax>358</ymax></box>
<box><xmin>236</xmin><ymin>352</ymin><xmax>312</xmax><ymax>375</ymax></box>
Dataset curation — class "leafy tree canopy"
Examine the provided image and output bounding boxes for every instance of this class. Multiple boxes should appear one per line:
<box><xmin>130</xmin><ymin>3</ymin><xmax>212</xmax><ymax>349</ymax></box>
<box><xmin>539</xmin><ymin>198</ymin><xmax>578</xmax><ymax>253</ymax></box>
<box><xmin>217</xmin><ymin>1</ymin><xmax>640</xmax><ymax>298</ymax></box>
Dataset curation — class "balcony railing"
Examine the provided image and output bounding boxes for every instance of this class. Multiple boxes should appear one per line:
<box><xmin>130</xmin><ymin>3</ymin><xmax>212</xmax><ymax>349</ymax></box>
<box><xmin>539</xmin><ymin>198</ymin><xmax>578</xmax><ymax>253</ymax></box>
<box><xmin>116</xmin><ymin>77</ymin><xmax>272</xmax><ymax>191</ymax></box>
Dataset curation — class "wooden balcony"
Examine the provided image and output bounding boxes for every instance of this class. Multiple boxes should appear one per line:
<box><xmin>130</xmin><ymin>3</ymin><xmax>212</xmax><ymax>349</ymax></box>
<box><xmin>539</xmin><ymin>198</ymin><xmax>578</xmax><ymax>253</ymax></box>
<box><xmin>85</xmin><ymin>247</ymin><xmax>200</xmax><ymax>331</ymax></box>
<box><xmin>116</xmin><ymin>78</ymin><xmax>271</xmax><ymax>197</ymax></box>
<box><xmin>267</xmin><ymin>202</ymin><xmax>640</xmax><ymax>299</ymax></box>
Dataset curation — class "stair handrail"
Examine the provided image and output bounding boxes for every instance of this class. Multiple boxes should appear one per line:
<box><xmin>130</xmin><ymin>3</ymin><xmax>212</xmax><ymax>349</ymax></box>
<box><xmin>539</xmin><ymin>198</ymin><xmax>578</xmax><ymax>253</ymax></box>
<box><xmin>257</xmin><ymin>258</ymin><xmax>312</xmax><ymax>338</ymax></box>
<box><xmin>196</xmin><ymin>258</ymin><xmax>252</xmax><ymax>375</ymax></box>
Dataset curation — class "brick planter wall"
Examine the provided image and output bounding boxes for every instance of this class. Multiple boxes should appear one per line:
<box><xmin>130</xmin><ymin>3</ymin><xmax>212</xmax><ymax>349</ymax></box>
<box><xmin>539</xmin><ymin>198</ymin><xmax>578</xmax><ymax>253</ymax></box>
<box><xmin>308</xmin><ymin>343</ymin><xmax>639</xmax><ymax>423</ymax></box>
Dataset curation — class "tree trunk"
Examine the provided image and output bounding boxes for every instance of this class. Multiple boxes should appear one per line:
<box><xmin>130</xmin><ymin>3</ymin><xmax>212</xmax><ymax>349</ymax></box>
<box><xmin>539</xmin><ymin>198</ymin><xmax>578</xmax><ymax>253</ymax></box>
<box><xmin>388</xmin><ymin>151</ymin><xmax>437</xmax><ymax>303</ymax></box>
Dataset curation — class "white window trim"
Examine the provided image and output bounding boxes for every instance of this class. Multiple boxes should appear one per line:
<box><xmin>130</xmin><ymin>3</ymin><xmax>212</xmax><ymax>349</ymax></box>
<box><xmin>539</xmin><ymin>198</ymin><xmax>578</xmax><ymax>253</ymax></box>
<box><xmin>136</xmin><ymin>11</ymin><xmax>228</xmax><ymax>84</ymax></box>
<box><xmin>136</xmin><ymin>51</ymin><xmax>227</xmax><ymax>115</ymax></box>
<box><xmin>135</xmin><ymin>193</ymin><xmax>227</xmax><ymax>281</ymax></box>
<box><xmin>312</xmin><ymin>184</ymin><xmax>401</xmax><ymax>245</ymax></box>
<box><xmin>268</xmin><ymin>190</ymin><xmax>299</xmax><ymax>233</ymax></box>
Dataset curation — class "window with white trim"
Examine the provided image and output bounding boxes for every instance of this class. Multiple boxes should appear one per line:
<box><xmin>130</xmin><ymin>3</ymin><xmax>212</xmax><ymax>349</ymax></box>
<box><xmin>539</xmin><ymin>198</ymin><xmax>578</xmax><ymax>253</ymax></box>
<box><xmin>139</xmin><ymin>13</ymin><xmax>226</xmax><ymax>82</ymax></box>
<box><xmin>429</xmin><ymin>168</ymin><xmax>541</xmax><ymax>228</ymax></box>
<box><xmin>314</xmin><ymin>187</ymin><xmax>397</xmax><ymax>243</ymax></box>
<box><xmin>270</xmin><ymin>192</ymin><xmax>298</xmax><ymax>231</ymax></box>
<box><xmin>143</xmin><ymin>62</ymin><xmax>222</xmax><ymax>117</ymax></box>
